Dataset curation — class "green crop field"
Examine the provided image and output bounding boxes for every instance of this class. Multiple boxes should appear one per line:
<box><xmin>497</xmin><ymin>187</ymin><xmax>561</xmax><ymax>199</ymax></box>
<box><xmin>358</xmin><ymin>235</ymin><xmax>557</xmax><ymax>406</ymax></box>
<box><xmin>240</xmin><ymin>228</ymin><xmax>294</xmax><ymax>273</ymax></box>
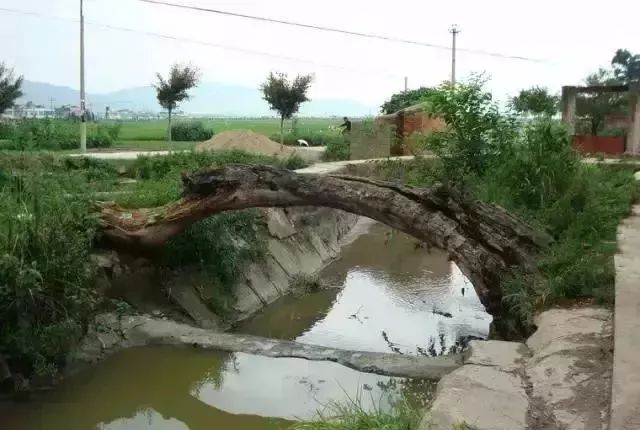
<box><xmin>111</xmin><ymin>118</ymin><xmax>340</xmax><ymax>141</ymax></box>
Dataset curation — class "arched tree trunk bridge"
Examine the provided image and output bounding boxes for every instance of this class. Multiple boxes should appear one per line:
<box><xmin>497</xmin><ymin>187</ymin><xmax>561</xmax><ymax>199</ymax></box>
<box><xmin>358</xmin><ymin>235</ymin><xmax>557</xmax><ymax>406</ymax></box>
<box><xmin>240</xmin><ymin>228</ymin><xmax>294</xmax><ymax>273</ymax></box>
<box><xmin>98</xmin><ymin>165</ymin><xmax>549</xmax><ymax>327</ymax></box>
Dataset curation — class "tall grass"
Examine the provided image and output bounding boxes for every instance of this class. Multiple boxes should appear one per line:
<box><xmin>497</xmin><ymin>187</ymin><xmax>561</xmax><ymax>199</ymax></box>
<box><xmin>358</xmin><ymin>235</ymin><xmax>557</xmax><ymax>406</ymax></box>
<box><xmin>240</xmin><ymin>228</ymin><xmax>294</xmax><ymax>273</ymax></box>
<box><xmin>2</xmin><ymin>119</ymin><xmax>120</xmax><ymax>150</ymax></box>
<box><xmin>0</xmin><ymin>163</ymin><xmax>99</xmax><ymax>377</ymax></box>
<box><xmin>110</xmin><ymin>118</ymin><xmax>339</xmax><ymax>141</ymax></box>
<box><xmin>402</xmin><ymin>79</ymin><xmax>638</xmax><ymax>333</ymax></box>
<box><xmin>289</xmin><ymin>399</ymin><xmax>421</xmax><ymax>430</ymax></box>
<box><xmin>0</xmin><ymin>149</ymin><xmax>307</xmax><ymax>379</ymax></box>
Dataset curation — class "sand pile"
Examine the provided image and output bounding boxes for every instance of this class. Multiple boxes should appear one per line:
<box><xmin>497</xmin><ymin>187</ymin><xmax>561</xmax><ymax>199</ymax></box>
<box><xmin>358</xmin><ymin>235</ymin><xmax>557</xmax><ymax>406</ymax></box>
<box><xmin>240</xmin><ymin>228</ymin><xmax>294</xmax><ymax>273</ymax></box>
<box><xmin>195</xmin><ymin>130</ymin><xmax>297</xmax><ymax>159</ymax></box>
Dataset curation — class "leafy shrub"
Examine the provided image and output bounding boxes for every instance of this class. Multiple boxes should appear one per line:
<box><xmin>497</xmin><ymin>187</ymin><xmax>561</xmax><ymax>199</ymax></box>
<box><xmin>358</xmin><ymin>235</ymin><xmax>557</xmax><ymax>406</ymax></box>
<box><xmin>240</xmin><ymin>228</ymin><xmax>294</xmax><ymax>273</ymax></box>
<box><xmin>105</xmin><ymin>121</ymin><xmax>122</xmax><ymax>140</ymax></box>
<box><xmin>283</xmin><ymin>154</ymin><xmax>308</xmax><ymax>170</ymax></box>
<box><xmin>171</xmin><ymin>121</ymin><xmax>214</xmax><ymax>142</ymax></box>
<box><xmin>130</xmin><ymin>150</ymin><xmax>279</xmax><ymax>180</ymax></box>
<box><xmin>9</xmin><ymin>119</ymin><xmax>78</xmax><ymax>150</ymax></box>
<box><xmin>87</xmin><ymin>127</ymin><xmax>113</xmax><ymax>148</ymax></box>
<box><xmin>5</xmin><ymin>119</ymin><xmax>115</xmax><ymax>150</ymax></box>
<box><xmin>482</xmin><ymin>119</ymin><xmax>579</xmax><ymax>212</ymax></box>
<box><xmin>0</xmin><ymin>168</ymin><xmax>98</xmax><ymax>377</ymax></box>
<box><xmin>164</xmin><ymin>211</ymin><xmax>263</xmax><ymax>320</ymax></box>
<box><xmin>0</xmin><ymin>121</ymin><xmax>14</xmax><ymax>139</ymax></box>
<box><xmin>381</xmin><ymin>78</ymin><xmax>638</xmax><ymax>333</ymax></box>
<box><xmin>419</xmin><ymin>78</ymin><xmax>517</xmax><ymax>181</ymax></box>
<box><xmin>323</xmin><ymin>136</ymin><xmax>350</xmax><ymax>161</ymax></box>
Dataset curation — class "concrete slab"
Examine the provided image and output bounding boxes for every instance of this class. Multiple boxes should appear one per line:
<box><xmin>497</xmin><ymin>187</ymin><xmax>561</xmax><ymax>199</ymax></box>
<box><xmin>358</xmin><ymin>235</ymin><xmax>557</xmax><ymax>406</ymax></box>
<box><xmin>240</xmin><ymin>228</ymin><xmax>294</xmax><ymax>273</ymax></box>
<box><xmin>465</xmin><ymin>340</ymin><xmax>528</xmax><ymax>372</ymax></box>
<box><xmin>267</xmin><ymin>238</ymin><xmax>303</xmax><ymax>276</ymax></box>
<box><xmin>527</xmin><ymin>307</ymin><xmax>612</xmax><ymax>430</ymax></box>
<box><xmin>168</xmin><ymin>283</ymin><xmax>221</xmax><ymax>330</ymax></box>
<box><xmin>262</xmin><ymin>255</ymin><xmax>290</xmax><ymax>295</ymax></box>
<box><xmin>266</xmin><ymin>208</ymin><xmax>296</xmax><ymax>239</ymax></box>
<box><xmin>244</xmin><ymin>263</ymin><xmax>281</xmax><ymax>304</ymax></box>
<box><xmin>424</xmin><ymin>365</ymin><xmax>528</xmax><ymax>430</ymax></box>
<box><xmin>611</xmin><ymin>205</ymin><xmax>640</xmax><ymax>430</ymax></box>
<box><xmin>233</xmin><ymin>280</ymin><xmax>265</xmax><ymax>317</ymax></box>
<box><xmin>527</xmin><ymin>307</ymin><xmax>610</xmax><ymax>357</ymax></box>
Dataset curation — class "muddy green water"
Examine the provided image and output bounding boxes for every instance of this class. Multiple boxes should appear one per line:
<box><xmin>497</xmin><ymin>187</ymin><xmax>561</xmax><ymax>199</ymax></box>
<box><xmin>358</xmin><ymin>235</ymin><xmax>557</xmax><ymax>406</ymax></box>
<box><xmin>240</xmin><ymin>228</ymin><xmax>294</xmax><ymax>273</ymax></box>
<box><xmin>3</xmin><ymin>220</ymin><xmax>490</xmax><ymax>430</ymax></box>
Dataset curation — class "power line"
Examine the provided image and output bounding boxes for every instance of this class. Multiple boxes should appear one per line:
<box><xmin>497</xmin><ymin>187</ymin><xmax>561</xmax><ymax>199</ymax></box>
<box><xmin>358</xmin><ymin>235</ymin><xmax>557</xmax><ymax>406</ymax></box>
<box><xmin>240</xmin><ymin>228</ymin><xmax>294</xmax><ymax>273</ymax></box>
<box><xmin>137</xmin><ymin>0</ymin><xmax>548</xmax><ymax>63</ymax></box>
<box><xmin>0</xmin><ymin>6</ymin><xmax>403</xmax><ymax>79</ymax></box>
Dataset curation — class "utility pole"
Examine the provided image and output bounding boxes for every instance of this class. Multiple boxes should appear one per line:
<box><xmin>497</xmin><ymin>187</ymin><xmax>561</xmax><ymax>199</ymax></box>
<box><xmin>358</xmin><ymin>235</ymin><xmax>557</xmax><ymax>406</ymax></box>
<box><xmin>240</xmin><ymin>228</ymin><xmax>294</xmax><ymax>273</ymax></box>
<box><xmin>449</xmin><ymin>24</ymin><xmax>460</xmax><ymax>86</ymax></box>
<box><xmin>80</xmin><ymin>0</ymin><xmax>87</xmax><ymax>152</ymax></box>
<box><xmin>404</xmin><ymin>76</ymin><xmax>408</xmax><ymax>91</ymax></box>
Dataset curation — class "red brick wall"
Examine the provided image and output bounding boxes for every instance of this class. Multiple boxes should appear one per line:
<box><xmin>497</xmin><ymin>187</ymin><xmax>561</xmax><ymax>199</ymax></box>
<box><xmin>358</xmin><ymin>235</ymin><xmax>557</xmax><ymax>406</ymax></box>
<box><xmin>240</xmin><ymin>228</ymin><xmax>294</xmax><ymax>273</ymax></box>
<box><xmin>573</xmin><ymin>135</ymin><xmax>625</xmax><ymax>155</ymax></box>
<box><xmin>376</xmin><ymin>108</ymin><xmax>445</xmax><ymax>155</ymax></box>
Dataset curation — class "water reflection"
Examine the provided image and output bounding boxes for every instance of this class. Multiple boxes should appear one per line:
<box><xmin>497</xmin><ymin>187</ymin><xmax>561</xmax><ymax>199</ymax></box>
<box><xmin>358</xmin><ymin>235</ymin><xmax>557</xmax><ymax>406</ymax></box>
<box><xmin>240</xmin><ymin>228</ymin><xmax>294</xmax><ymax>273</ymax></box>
<box><xmin>3</xmin><ymin>347</ymin><xmax>425</xmax><ymax>430</ymax></box>
<box><xmin>240</xmin><ymin>220</ymin><xmax>491</xmax><ymax>355</ymax></box>
<box><xmin>2</xmin><ymin>219</ymin><xmax>487</xmax><ymax>430</ymax></box>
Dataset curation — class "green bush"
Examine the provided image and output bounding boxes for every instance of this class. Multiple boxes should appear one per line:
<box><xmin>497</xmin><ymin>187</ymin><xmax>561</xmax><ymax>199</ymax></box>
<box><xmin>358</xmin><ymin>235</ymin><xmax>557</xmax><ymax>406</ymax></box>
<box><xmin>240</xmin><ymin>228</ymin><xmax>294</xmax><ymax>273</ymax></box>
<box><xmin>164</xmin><ymin>211</ymin><xmax>264</xmax><ymax>320</ymax></box>
<box><xmin>130</xmin><ymin>149</ymin><xmax>279</xmax><ymax>181</ymax></box>
<box><xmin>4</xmin><ymin>119</ymin><xmax>115</xmax><ymax>150</ymax></box>
<box><xmin>0</xmin><ymin>121</ymin><xmax>14</xmax><ymax>140</ymax></box>
<box><xmin>419</xmin><ymin>77</ymin><xmax>517</xmax><ymax>181</ymax></box>
<box><xmin>323</xmin><ymin>136</ymin><xmax>350</xmax><ymax>161</ymax></box>
<box><xmin>121</xmin><ymin>150</ymin><xmax>307</xmax><ymax>208</ymax></box>
<box><xmin>171</xmin><ymin>121</ymin><xmax>214</xmax><ymax>142</ymax></box>
<box><xmin>382</xmin><ymin>79</ymin><xmax>638</xmax><ymax>333</ymax></box>
<box><xmin>0</xmin><ymin>167</ymin><xmax>98</xmax><ymax>377</ymax></box>
<box><xmin>482</xmin><ymin>119</ymin><xmax>579</xmax><ymax>212</ymax></box>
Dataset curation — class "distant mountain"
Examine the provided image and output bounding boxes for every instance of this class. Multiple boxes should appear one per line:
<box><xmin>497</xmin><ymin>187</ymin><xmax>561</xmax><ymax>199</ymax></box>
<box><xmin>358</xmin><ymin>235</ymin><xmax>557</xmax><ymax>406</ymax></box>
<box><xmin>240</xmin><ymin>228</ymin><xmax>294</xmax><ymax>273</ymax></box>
<box><xmin>18</xmin><ymin>80</ymin><xmax>376</xmax><ymax>117</ymax></box>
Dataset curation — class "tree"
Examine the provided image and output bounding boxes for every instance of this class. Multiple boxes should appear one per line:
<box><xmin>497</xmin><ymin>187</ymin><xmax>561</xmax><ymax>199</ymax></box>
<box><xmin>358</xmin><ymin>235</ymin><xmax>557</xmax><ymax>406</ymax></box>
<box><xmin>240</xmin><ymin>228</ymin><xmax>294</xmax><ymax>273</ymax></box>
<box><xmin>154</xmin><ymin>64</ymin><xmax>199</xmax><ymax>145</ymax></box>
<box><xmin>98</xmin><ymin>165</ymin><xmax>548</xmax><ymax>332</ymax></box>
<box><xmin>510</xmin><ymin>86</ymin><xmax>559</xmax><ymax>117</ymax></box>
<box><xmin>0</xmin><ymin>63</ymin><xmax>23</xmax><ymax>115</ymax></box>
<box><xmin>611</xmin><ymin>49</ymin><xmax>640</xmax><ymax>85</ymax></box>
<box><xmin>380</xmin><ymin>87</ymin><xmax>436</xmax><ymax>114</ymax></box>
<box><xmin>576</xmin><ymin>68</ymin><xmax>626</xmax><ymax>135</ymax></box>
<box><xmin>261</xmin><ymin>72</ymin><xmax>313</xmax><ymax>146</ymax></box>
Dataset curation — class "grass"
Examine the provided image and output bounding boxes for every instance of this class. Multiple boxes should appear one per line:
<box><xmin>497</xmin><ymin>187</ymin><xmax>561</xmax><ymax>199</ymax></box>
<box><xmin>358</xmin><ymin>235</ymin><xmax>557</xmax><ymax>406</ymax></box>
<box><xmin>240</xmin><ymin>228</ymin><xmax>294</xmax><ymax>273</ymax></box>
<box><xmin>289</xmin><ymin>399</ymin><xmax>421</xmax><ymax>430</ymax></box>
<box><xmin>0</xmin><ymin>149</ymin><xmax>306</xmax><ymax>382</ymax></box>
<box><xmin>109</xmin><ymin>140</ymin><xmax>196</xmax><ymax>151</ymax></box>
<box><xmin>107</xmin><ymin>118</ymin><xmax>340</xmax><ymax>142</ymax></box>
<box><xmin>378</xmin><ymin>153</ymin><xmax>637</xmax><ymax>335</ymax></box>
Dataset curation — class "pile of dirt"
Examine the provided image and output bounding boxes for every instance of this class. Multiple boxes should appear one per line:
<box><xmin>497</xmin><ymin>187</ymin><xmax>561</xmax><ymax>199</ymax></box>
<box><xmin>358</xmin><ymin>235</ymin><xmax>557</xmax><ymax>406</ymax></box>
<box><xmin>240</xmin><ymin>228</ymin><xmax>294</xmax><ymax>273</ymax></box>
<box><xmin>195</xmin><ymin>130</ymin><xmax>297</xmax><ymax>159</ymax></box>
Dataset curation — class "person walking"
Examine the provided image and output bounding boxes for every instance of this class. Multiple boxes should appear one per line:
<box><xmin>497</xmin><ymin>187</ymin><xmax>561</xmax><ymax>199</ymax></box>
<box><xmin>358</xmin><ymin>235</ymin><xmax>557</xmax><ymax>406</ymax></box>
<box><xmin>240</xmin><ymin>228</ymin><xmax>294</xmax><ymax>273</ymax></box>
<box><xmin>339</xmin><ymin>116</ymin><xmax>352</xmax><ymax>134</ymax></box>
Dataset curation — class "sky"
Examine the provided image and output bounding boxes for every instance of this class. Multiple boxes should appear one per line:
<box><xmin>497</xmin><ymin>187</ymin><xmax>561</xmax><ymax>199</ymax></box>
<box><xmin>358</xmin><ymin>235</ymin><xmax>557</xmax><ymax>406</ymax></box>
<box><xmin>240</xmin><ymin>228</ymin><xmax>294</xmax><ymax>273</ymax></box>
<box><xmin>1</xmin><ymin>0</ymin><xmax>640</xmax><ymax>108</ymax></box>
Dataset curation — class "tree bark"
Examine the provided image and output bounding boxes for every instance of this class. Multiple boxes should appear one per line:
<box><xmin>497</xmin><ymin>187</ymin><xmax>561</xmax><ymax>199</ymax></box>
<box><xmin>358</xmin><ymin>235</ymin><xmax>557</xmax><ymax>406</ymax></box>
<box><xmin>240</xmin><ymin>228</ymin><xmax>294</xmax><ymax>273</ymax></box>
<box><xmin>98</xmin><ymin>165</ymin><xmax>549</xmax><ymax>323</ymax></box>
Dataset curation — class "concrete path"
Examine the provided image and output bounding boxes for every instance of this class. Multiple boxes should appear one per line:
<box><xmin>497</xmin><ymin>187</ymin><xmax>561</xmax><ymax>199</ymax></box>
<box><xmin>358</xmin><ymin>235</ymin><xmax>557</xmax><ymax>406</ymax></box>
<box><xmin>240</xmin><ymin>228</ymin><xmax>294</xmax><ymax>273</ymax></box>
<box><xmin>75</xmin><ymin>313</ymin><xmax>462</xmax><ymax>380</ymax></box>
<box><xmin>611</xmin><ymin>205</ymin><xmax>640</xmax><ymax>430</ymax></box>
<box><xmin>295</xmin><ymin>155</ymin><xmax>417</xmax><ymax>174</ymax></box>
<box><xmin>69</xmin><ymin>145</ymin><xmax>326</xmax><ymax>161</ymax></box>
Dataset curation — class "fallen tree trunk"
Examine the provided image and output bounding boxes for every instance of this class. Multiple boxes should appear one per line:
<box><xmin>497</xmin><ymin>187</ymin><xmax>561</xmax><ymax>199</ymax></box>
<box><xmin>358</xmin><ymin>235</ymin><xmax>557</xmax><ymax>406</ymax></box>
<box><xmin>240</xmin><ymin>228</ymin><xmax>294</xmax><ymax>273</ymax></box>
<box><xmin>98</xmin><ymin>164</ymin><xmax>549</xmax><ymax>323</ymax></box>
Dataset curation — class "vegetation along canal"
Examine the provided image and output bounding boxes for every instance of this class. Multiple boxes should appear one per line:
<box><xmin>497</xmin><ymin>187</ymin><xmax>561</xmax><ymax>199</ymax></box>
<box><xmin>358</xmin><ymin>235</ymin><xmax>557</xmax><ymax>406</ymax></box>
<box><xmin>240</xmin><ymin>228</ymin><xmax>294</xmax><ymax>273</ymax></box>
<box><xmin>3</xmin><ymin>219</ymin><xmax>490</xmax><ymax>430</ymax></box>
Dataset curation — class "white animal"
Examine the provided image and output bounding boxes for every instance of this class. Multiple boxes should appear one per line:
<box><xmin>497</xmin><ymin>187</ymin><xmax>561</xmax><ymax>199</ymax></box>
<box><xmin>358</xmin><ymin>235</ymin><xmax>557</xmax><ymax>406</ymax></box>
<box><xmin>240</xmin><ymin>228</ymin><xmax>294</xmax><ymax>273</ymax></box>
<box><xmin>297</xmin><ymin>139</ymin><xmax>309</xmax><ymax>147</ymax></box>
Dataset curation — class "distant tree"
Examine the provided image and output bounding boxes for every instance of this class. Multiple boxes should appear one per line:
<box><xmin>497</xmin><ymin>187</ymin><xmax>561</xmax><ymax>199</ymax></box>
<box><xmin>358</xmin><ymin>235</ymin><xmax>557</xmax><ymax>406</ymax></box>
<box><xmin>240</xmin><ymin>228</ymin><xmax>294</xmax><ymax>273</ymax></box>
<box><xmin>380</xmin><ymin>87</ymin><xmax>436</xmax><ymax>114</ymax></box>
<box><xmin>611</xmin><ymin>49</ymin><xmax>640</xmax><ymax>85</ymax></box>
<box><xmin>576</xmin><ymin>68</ymin><xmax>626</xmax><ymax>135</ymax></box>
<box><xmin>510</xmin><ymin>86</ymin><xmax>559</xmax><ymax>116</ymax></box>
<box><xmin>0</xmin><ymin>63</ymin><xmax>23</xmax><ymax>114</ymax></box>
<box><xmin>261</xmin><ymin>72</ymin><xmax>313</xmax><ymax>146</ymax></box>
<box><xmin>154</xmin><ymin>64</ymin><xmax>199</xmax><ymax>145</ymax></box>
